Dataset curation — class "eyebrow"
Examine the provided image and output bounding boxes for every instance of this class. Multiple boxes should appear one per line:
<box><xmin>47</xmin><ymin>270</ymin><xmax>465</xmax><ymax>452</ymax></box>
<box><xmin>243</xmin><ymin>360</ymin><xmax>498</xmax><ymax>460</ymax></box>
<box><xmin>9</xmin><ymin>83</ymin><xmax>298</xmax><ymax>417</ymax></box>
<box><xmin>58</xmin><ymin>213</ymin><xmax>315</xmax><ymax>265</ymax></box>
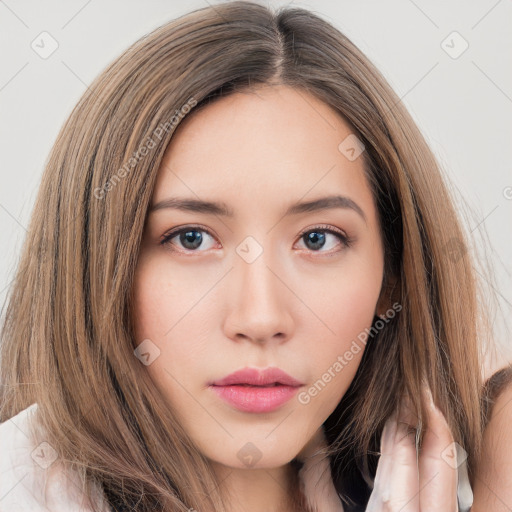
<box><xmin>149</xmin><ymin>194</ymin><xmax>367</xmax><ymax>223</ymax></box>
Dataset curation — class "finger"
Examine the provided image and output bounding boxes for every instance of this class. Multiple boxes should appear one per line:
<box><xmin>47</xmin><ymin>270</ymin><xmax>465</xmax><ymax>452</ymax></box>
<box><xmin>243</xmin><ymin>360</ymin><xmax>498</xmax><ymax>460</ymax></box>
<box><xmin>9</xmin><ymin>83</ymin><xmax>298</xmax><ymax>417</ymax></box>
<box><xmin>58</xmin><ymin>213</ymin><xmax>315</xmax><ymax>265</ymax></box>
<box><xmin>367</xmin><ymin>398</ymin><xmax>420</xmax><ymax>512</ymax></box>
<box><xmin>366</xmin><ymin>413</ymin><xmax>397</xmax><ymax>511</ymax></box>
<box><xmin>387</xmin><ymin>396</ymin><xmax>420</xmax><ymax>511</ymax></box>
<box><xmin>418</xmin><ymin>385</ymin><xmax>458</xmax><ymax>512</ymax></box>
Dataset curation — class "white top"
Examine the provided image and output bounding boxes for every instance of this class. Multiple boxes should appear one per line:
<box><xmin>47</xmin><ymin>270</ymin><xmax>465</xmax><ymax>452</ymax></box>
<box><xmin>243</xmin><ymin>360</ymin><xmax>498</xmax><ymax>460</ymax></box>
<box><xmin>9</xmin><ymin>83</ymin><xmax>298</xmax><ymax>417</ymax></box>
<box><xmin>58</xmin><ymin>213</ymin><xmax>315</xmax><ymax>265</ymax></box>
<box><xmin>1</xmin><ymin>403</ymin><xmax>473</xmax><ymax>512</ymax></box>
<box><xmin>0</xmin><ymin>403</ymin><xmax>109</xmax><ymax>511</ymax></box>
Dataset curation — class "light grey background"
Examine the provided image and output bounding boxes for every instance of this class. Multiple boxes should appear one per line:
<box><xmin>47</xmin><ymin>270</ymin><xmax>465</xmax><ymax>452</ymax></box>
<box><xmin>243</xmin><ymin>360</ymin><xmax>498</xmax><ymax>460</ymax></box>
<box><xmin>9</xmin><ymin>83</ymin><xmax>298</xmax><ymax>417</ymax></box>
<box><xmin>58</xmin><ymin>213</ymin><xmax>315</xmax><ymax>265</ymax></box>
<box><xmin>1</xmin><ymin>0</ymin><xmax>511</xmax><ymax>376</ymax></box>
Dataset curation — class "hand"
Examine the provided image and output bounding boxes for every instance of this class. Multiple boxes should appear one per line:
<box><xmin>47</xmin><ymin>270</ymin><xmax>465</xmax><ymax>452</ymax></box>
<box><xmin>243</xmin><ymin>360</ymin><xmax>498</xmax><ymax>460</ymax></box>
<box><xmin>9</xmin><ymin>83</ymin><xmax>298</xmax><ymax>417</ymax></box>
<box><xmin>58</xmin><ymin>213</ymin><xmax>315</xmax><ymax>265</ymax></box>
<box><xmin>296</xmin><ymin>425</ymin><xmax>345</xmax><ymax>512</ymax></box>
<box><xmin>366</xmin><ymin>385</ymin><xmax>459</xmax><ymax>512</ymax></box>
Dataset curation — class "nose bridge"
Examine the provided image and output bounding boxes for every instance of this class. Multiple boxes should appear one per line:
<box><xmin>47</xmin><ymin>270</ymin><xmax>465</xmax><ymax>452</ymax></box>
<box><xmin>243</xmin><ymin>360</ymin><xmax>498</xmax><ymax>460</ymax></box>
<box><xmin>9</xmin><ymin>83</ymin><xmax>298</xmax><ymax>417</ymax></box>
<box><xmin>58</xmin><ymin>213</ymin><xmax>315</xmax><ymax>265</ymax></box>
<box><xmin>235</xmin><ymin>234</ymin><xmax>284</xmax><ymax>310</ymax></box>
<box><xmin>224</xmin><ymin>233</ymin><xmax>293</xmax><ymax>342</ymax></box>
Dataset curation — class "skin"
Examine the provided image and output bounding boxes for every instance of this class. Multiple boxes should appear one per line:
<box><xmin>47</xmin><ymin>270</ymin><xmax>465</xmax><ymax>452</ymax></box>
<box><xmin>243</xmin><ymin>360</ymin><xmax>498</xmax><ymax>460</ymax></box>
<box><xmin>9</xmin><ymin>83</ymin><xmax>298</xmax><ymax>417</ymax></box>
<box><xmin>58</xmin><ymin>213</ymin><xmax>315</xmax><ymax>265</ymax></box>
<box><xmin>472</xmin><ymin>381</ymin><xmax>512</xmax><ymax>511</ymax></box>
<box><xmin>131</xmin><ymin>84</ymin><xmax>457</xmax><ymax>511</ymax></box>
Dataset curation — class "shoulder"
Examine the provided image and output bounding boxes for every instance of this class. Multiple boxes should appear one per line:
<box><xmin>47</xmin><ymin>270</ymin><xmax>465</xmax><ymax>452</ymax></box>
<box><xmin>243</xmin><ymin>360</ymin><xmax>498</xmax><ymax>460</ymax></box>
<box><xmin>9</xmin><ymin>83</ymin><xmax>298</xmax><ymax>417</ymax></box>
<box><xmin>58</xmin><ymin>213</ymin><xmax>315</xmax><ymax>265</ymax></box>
<box><xmin>0</xmin><ymin>403</ymin><xmax>45</xmax><ymax>509</ymax></box>
<box><xmin>482</xmin><ymin>366</ymin><xmax>512</xmax><ymax>427</ymax></box>
<box><xmin>0</xmin><ymin>403</ymin><xmax>109</xmax><ymax>512</ymax></box>
<box><xmin>472</xmin><ymin>366</ymin><xmax>512</xmax><ymax>511</ymax></box>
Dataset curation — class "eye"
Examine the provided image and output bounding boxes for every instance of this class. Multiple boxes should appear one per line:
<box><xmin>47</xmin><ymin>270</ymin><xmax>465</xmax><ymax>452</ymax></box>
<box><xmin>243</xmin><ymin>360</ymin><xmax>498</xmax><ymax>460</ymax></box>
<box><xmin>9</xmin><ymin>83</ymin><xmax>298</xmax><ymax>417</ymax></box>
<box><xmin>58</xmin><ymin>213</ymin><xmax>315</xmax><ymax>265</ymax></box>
<box><xmin>295</xmin><ymin>225</ymin><xmax>353</xmax><ymax>255</ymax></box>
<box><xmin>159</xmin><ymin>224</ymin><xmax>354</xmax><ymax>255</ymax></box>
<box><xmin>160</xmin><ymin>225</ymin><xmax>217</xmax><ymax>253</ymax></box>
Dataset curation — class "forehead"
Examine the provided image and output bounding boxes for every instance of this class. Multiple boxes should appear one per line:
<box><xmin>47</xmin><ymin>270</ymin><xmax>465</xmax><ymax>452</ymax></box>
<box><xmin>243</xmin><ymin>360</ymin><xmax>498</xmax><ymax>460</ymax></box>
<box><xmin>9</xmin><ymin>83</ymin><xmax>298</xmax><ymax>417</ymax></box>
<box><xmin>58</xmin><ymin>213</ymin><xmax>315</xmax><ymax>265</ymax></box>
<box><xmin>153</xmin><ymin>85</ymin><xmax>376</xmax><ymax>221</ymax></box>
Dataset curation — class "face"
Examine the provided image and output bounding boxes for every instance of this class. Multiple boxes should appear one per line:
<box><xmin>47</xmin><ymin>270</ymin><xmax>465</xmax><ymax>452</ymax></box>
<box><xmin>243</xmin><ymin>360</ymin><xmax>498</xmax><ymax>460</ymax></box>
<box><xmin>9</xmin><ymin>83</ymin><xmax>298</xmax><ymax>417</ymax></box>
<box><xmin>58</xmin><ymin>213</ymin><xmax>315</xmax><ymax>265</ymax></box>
<box><xmin>132</xmin><ymin>84</ymin><xmax>385</xmax><ymax>471</ymax></box>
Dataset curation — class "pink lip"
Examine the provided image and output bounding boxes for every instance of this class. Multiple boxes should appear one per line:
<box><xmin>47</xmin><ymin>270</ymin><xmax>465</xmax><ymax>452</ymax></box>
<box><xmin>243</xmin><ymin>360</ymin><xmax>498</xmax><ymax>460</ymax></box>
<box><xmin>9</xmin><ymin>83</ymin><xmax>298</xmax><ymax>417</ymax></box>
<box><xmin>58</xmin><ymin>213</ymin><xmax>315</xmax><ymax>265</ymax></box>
<box><xmin>209</xmin><ymin>367</ymin><xmax>303</xmax><ymax>413</ymax></box>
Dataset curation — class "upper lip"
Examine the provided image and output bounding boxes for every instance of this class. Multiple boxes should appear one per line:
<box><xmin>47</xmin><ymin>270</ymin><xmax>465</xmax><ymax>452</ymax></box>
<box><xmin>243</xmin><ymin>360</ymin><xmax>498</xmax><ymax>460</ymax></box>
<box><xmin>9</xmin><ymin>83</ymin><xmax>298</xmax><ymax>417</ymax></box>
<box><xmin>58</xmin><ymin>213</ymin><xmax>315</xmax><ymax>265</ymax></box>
<box><xmin>210</xmin><ymin>367</ymin><xmax>303</xmax><ymax>387</ymax></box>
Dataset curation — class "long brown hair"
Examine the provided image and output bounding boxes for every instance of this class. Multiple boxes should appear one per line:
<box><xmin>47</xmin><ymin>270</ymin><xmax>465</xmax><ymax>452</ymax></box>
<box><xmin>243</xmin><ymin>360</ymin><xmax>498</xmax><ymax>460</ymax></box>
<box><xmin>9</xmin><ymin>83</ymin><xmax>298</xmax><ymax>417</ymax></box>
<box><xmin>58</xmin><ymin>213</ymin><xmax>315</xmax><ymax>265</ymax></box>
<box><xmin>0</xmin><ymin>1</ymin><xmax>493</xmax><ymax>510</ymax></box>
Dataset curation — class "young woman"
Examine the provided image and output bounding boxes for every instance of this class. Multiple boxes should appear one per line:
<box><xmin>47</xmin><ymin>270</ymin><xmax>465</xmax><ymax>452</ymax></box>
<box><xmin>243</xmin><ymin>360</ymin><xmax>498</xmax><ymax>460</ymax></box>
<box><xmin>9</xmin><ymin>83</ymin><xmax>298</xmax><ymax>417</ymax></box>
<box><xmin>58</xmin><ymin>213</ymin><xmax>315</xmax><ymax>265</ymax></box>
<box><xmin>0</xmin><ymin>1</ymin><xmax>497</xmax><ymax>511</ymax></box>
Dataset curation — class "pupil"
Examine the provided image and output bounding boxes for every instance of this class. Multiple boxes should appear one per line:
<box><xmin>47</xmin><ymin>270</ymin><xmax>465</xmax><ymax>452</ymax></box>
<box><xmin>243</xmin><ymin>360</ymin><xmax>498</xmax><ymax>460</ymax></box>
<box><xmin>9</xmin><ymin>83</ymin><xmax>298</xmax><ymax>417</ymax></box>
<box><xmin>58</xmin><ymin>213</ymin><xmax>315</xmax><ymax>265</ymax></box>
<box><xmin>306</xmin><ymin>231</ymin><xmax>325</xmax><ymax>250</ymax></box>
<box><xmin>181</xmin><ymin>230</ymin><xmax>202</xmax><ymax>249</ymax></box>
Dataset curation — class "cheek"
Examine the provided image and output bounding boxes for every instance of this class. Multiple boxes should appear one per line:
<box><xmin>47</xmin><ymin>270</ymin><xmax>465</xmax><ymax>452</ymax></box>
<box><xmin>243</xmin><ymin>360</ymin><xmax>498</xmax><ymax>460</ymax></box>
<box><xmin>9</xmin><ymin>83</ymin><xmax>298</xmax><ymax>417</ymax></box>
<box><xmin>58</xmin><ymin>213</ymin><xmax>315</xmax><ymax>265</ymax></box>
<box><xmin>131</xmin><ymin>259</ymin><xmax>213</xmax><ymax>400</ymax></box>
<box><xmin>131</xmin><ymin>256</ymin><xmax>201</xmax><ymax>341</ymax></box>
<box><xmin>299</xmin><ymin>254</ymin><xmax>383</xmax><ymax>341</ymax></box>
<box><xmin>295</xmin><ymin>257</ymin><xmax>382</xmax><ymax>413</ymax></box>
<box><xmin>298</xmin><ymin>313</ymin><xmax>369</xmax><ymax>420</ymax></box>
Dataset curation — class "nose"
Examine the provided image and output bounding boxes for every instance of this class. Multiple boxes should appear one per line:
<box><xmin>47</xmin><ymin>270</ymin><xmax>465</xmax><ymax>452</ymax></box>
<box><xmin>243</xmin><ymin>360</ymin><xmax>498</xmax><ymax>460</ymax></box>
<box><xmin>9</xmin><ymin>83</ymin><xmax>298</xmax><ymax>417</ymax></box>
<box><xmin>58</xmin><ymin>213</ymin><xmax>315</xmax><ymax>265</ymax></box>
<box><xmin>222</xmin><ymin>249</ymin><xmax>295</xmax><ymax>345</ymax></box>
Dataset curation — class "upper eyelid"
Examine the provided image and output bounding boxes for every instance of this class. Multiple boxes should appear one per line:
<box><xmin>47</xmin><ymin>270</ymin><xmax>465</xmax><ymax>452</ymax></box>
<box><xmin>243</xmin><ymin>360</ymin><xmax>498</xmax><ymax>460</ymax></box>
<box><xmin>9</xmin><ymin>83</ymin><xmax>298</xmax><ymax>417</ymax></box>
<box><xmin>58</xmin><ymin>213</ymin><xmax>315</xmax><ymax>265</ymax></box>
<box><xmin>160</xmin><ymin>224</ymin><xmax>217</xmax><ymax>243</ymax></box>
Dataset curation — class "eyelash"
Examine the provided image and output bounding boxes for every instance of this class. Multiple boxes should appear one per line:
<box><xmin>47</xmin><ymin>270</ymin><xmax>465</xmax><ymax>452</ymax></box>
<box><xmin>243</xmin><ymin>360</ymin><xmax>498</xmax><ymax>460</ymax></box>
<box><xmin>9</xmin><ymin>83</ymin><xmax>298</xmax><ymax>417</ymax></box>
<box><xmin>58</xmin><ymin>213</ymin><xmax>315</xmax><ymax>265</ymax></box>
<box><xmin>159</xmin><ymin>224</ymin><xmax>354</xmax><ymax>257</ymax></box>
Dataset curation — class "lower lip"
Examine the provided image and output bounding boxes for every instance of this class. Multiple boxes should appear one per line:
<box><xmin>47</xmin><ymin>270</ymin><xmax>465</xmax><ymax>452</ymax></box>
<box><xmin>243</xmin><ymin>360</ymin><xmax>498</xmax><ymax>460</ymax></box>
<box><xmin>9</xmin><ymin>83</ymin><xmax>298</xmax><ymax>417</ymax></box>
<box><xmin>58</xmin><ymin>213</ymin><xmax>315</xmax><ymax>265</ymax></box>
<box><xmin>209</xmin><ymin>384</ymin><xmax>300</xmax><ymax>413</ymax></box>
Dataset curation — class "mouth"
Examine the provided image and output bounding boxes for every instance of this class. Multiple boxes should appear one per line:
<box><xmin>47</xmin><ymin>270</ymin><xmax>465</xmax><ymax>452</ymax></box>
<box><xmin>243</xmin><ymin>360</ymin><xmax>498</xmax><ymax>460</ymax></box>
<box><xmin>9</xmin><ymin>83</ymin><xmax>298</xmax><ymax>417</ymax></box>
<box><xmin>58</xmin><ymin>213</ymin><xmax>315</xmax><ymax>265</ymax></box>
<box><xmin>210</xmin><ymin>366</ymin><xmax>304</xmax><ymax>388</ymax></box>
<box><xmin>217</xmin><ymin>383</ymin><xmax>282</xmax><ymax>387</ymax></box>
<box><xmin>209</xmin><ymin>383</ymin><xmax>300</xmax><ymax>413</ymax></box>
<box><xmin>208</xmin><ymin>366</ymin><xmax>303</xmax><ymax>412</ymax></box>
